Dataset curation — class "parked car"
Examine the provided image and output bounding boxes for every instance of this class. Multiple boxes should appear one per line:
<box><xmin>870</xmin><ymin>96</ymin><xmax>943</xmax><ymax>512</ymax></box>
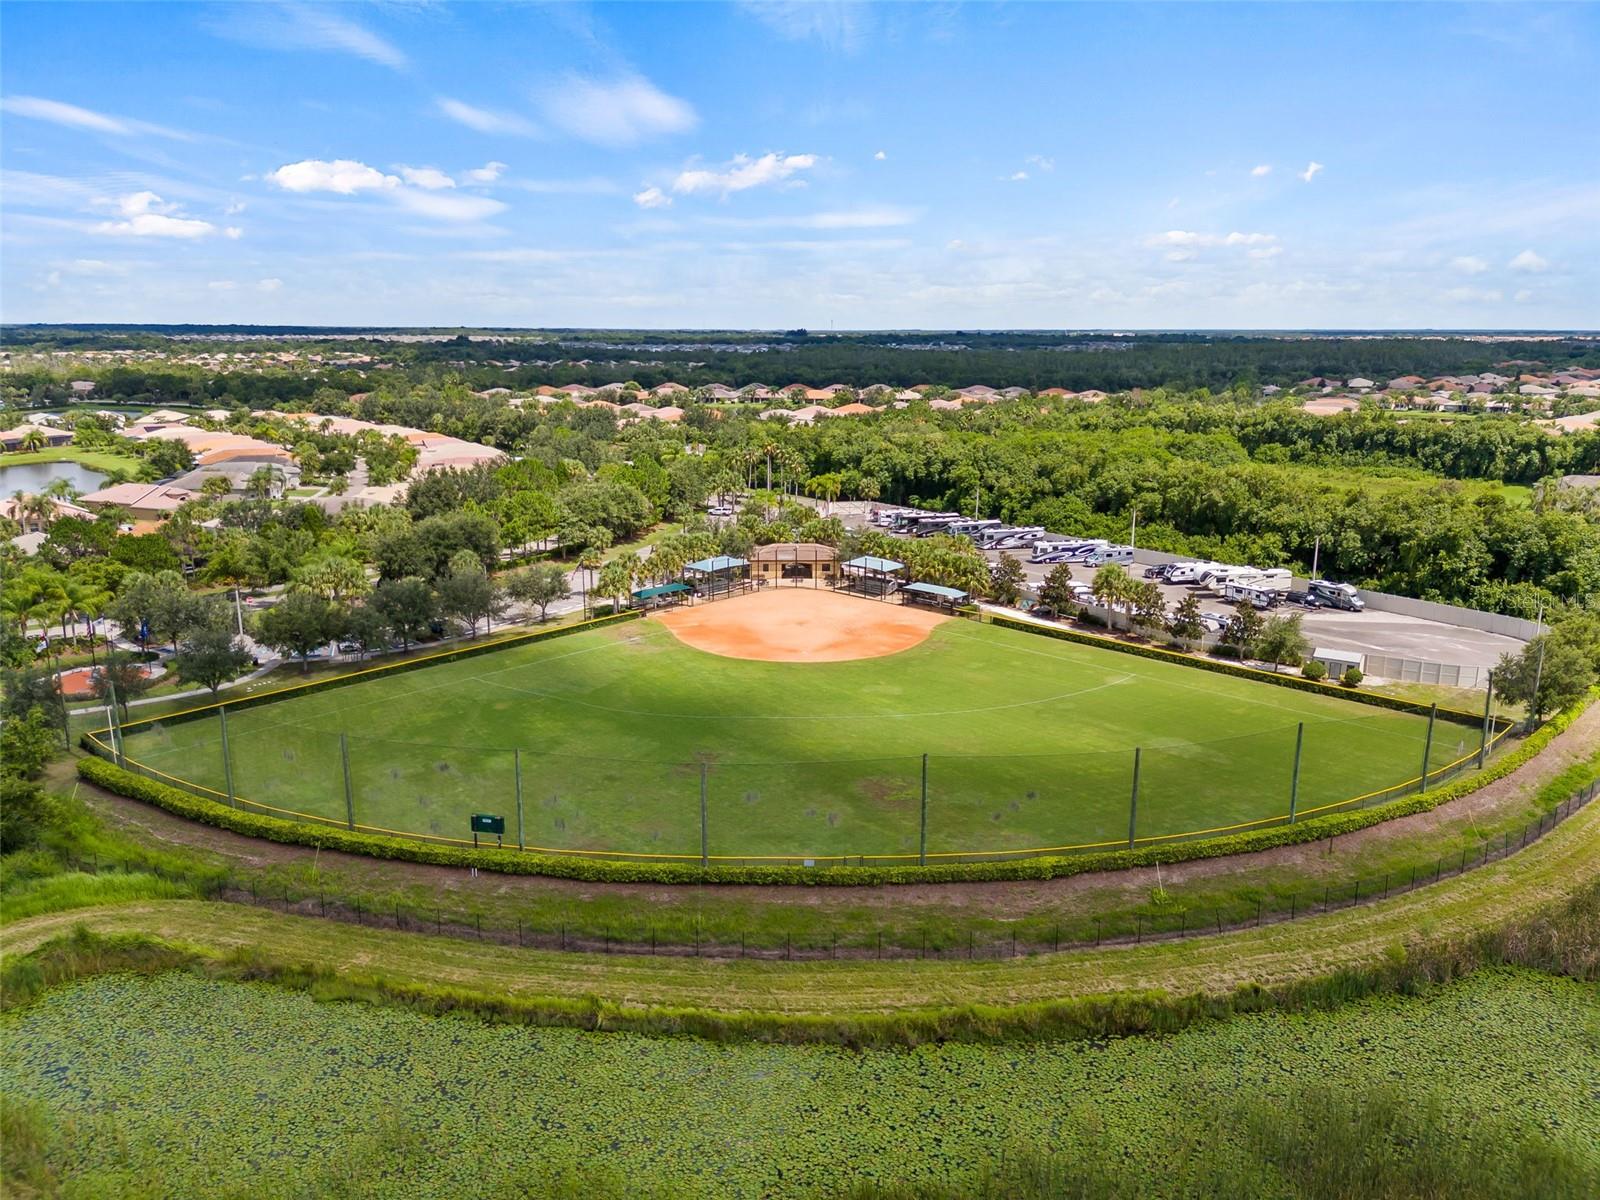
<box><xmin>1285</xmin><ymin>589</ymin><xmax>1326</xmax><ymax>608</ymax></box>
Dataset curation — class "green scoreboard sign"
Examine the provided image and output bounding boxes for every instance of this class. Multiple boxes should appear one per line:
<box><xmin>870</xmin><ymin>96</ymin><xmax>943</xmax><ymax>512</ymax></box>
<box><xmin>471</xmin><ymin>814</ymin><xmax>506</xmax><ymax>835</ymax></box>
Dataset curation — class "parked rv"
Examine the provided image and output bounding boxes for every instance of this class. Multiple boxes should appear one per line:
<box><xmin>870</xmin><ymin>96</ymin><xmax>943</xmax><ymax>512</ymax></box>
<box><xmin>1082</xmin><ymin>544</ymin><xmax>1135</xmax><ymax>567</ymax></box>
<box><xmin>1165</xmin><ymin>561</ymin><xmax>1223</xmax><ymax>585</ymax></box>
<box><xmin>1309</xmin><ymin>579</ymin><xmax>1366</xmax><ymax>611</ymax></box>
<box><xmin>1224</xmin><ymin>582</ymin><xmax>1281</xmax><ymax>609</ymax></box>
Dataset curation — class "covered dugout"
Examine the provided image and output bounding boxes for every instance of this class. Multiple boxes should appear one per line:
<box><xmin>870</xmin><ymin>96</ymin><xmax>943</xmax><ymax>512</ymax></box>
<box><xmin>750</xmin><ymin>542</ymin><xmax>839</xmax><ymax>584</ymax></box>
<box><xmin>631</xmin><ymin>581</ymin><xmax>691</xmax><ymax>610</ymax></box>
<box><xmin>901</xmin><ymin>581</ymin><xmax>969</xmax><ymax>612</ymax></box>
<box><xmin>838</xmin><ymin>555</ymin><xmax>905</xmax><ymax>598</ymax></box>
<box><xmin>684</xmin><ymin>555</ymin><xmax>751</xmax><ymax>598</ymax></box>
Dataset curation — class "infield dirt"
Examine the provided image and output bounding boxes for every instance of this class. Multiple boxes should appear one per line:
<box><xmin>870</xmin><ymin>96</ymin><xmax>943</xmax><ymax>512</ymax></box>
<box><xmin>653</xmin><ymin>587</ymin><xmax>946</xmax><ymax>662</ymax></box>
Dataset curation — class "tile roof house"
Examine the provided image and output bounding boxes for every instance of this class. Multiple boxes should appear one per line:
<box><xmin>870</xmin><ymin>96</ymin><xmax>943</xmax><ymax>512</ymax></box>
<box><xmin>79</xmin><ymin>482</ymin><xmax>200</xmax><ymax>520</ymax></box>
<box><xmin>0</xmin><ymin>494</ymin><xmax>97</xmax><ymax>533</ymax></box>
<box><xmin>0</xmin><ymin>425</ymin><xmax>73</xmax><ymax>450</ymax></box>
<box><xmin>821</xmin><ymin>402</ymin><xmax>875</xmax><ymax>417</ymax></box>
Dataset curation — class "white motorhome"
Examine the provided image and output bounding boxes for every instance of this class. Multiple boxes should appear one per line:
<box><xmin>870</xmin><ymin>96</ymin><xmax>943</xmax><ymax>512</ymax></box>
<box><xmin>1309</xmin><ymin>579</ymin><xmax>1366</xmax><ymax>611</ymax></box>
<box><xmin>1082</xmin><ymin>544</ymin><xmax>1135</xmax><ymax>567</ymax></box>
<box><xmin>946</xmin><ymin>518</ymin><xmax>1003</xmax><ymax>538</ymax></box>
<box><xmin>1029</xmin><ymin>537</ymin><xmax>1098</xmax><ymax>563</ymax></box>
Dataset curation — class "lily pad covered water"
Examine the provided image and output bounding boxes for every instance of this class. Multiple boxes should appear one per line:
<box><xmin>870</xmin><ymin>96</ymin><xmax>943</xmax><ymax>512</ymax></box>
<box><xmin>3</xmin><ymin>969</ymin><xmax>1597</xmax><ymax>1198</ymax></box>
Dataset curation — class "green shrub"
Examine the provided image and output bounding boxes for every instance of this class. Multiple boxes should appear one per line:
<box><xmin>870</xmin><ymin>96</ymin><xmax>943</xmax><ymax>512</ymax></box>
<box><xmin>1342</xmin><ymin>666</ymin><xmax>1364</xmax><ymax>688</ymax></box>
<box><xmin>1301</xmin><ymin>660</ymin><xmax>1327</xmax><ymax>682</ymax></box>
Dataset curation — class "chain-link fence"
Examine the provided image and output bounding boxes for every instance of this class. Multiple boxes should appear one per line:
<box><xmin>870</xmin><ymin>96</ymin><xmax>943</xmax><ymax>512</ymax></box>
<box><xmin>86</xmin><ymin>699</ymin><xmax>1514</xmax><ymax>866</ymax></box>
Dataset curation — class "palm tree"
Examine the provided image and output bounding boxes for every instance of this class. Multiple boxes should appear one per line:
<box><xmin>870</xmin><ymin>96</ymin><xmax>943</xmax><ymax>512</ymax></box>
<box><xmin>595</xmin><ymin>558</ymin><xmax>636</xmax><ymax>612</ymax></box>
<box><xmin>805</xmin><ymin>473</ymin><xmax>843</xmax><ymax>517</ymax></box>
<box><xmin>1091</xmin><ymin>564</ymin><xmax>1132</xmax><ymax>630</ymax></box>
<box><xmin>577</xmin><ymin>548</ymin><xmax>603</xmax><ymax>617</ymax></box>
<box><xmin>18</xmin><ymin>426</ymin><xmax>48</xmax><ymax>453</ymax></box>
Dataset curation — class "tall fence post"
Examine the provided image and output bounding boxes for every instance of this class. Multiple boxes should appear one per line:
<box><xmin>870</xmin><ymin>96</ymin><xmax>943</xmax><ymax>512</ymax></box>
<box><xmin>514</xmin><ymin>748</ymin><xmax>525</xmax><ymax>851</ymax></box>
<box><xmin>1288</xmin><ymin>722</ymin><xmax>1304</xmax><ymax>824</ymax></box>
<box><xmin>919</xmin><ymin>753</ymin><xmax>929</xmax><ymax>866</ymax></box>
<box><xmin>1419</xmin><ymin>704</ymin><xmax>1437</xmax><ymax>793</ymax></box>
<box><xmin>699</xmin><ymin>760</ymin><xmax>709</xmax><ymax>868</ymax></box>
<box><xmin>1477</xmin><ymin>674</ymin><xmax>1493</xmax><ymax>769</ymax></box>
<box><xmin>107</xmin><ymin>679</ymin><xmax>125</xmax><ymax>766</ymax></box>
<box><xmin>219</xmin><ymin>706</ymin><xmax>236</xmax><ymax>808</ymax></box>
<box><xmin>340</xmin><ymin>733</ymin><xmax>355</xmax><ymax>831</ymax></box>
<box><xmin>1128</xmin><ymin>747</ymin><xmax>1141</xmax><ymax>850</ymax></box>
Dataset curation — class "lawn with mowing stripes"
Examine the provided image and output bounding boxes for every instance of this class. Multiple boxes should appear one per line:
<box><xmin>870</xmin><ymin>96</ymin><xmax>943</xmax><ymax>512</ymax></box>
<box><xmin>115</xmin><ymin>616</ymin><xmax>1474</xmax><ymax>860</ymax></box>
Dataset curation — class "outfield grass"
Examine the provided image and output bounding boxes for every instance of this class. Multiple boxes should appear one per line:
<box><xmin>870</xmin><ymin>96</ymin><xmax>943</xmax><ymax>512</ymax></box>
<box><xmin>113</xmin><ymin>616</ymin><xmax>1477</xmax><ymax>861</ymax></box>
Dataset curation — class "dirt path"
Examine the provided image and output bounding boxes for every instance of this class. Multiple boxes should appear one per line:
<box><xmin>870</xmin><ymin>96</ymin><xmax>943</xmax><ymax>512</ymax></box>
<box><xmin>54</xmin><ymin>702</ymin><xmax>1599</xmax><ymax>922</ymax></box>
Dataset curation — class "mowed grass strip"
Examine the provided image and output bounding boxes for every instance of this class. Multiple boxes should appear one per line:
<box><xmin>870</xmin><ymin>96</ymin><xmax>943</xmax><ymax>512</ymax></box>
<box><xmin>7</xmin><ymin>774</ymin><xmax>1593</xmax><ymax>1017</ymax></box>
<box><xmin>117</xmin><ymin>617</ymin><xmax>1465</xmax><ymax>859</ymax></box>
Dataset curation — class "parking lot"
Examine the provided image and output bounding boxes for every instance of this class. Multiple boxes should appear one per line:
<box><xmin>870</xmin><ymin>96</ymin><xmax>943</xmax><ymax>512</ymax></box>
<box><xmin>827</xmin><ymin>504</ymin><xmax>1528</xmax><ymax>676</ymax></box>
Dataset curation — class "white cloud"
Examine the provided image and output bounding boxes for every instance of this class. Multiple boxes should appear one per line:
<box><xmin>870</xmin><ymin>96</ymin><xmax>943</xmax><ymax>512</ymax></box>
<box><xmin>1509</xmin><ymin>249</ymin><xmax>1549</xmax><ymax>272</ymax></box>
<box><xmin>210</xmin><ymin>2</ymin><xmax>406</xmax><ymax>69</ymax></box>
<box><xmin>258</xmin><ymin>278</ymin><xmax>284</xmax><ymax>293</ymax></box>
<box><xmin>874</xmin><ymin>150</ymin><xmax>886</xmax><ymax>161</ymax></box>
<box><xmin>436</xmin><ymin>98</ymin><xmax>538</xmax><ymax>137</ymax></box>
<box><xmin>1148</xmin><ymin>230</ymin><xmax>1278</xmax><ymax>247</ymax></box>
<box><xmin>739</xmin><ymin>1</ymin><xmax>866</xmax><ymax>53</ymax></box>
<box><xmin>633</xmin><ymin>186</ymin><xmax>672</xmax><ymax>209</ymax></box>
<box><xmin>463</xmin><ymin>161</ymin><xmax>507</xmax><ymax>184</ymax></box>
<box><xmin>268</xmin><ymin>159</ymin><xmax>399</xmax><ymax>194</ymax></box>
<box><xmin>1298</xmin><ymin>161</ymin><xmax>1324</xmax><ymax>183</ymax></box>
<box><xmin>672</xmin><ymin>152</ymin><xmax>818</xmax><ymax>196</ymax></box>
<box><xmin>207</xmin><ymin>280</ymin><xmax>237</xmax><ymax>291</ymax></box>
<box><xmin>224</xmin><ymin>226</ymin><xmax>243</xmax><ymax>240</ymax></box>
<box><xmin>1026</xmin><ymin>154</ymin><xmax>1055</xmax><ymax>172</ymax></box>
<box><xmin>538</xmin><ymin>75</ymin><xmax>697</xmax><ymax>147</ymax></box>
<box><xmin>1514</xmin><ymin>289</ymin><xmax>1534</xmax><ymax>303</ymax></box>
<box><xmin>1444</xmin><ymin>286</ymin><xmax>1503</xmax><ymax>303</ymax></box>
<box><xmin>398</xmin><ymin>166</ymin><xmax>456</xmax><ymax>190</ymax></box>
<box><xmin>1166</xmin><ymin>250</ymin><xmax>1195</xmax><ymax>262</ymax></box>
<box><xmin>224</xmin><ymin>201</ymin><xmax>247</xmax><ymax>215</ymax></box>
<box><xmin>92</xmin><ymin>192</ymin><xmax>220</xmax><ymax>239</ymax></box>
<box><xmin>389</xmin><ymin>190</ymin><xmax>506</xmax><ymax>222</ymax></box>
<box><xmin>0</xmin><ymin>94</ymin><xmax>191</xmax><ymax>140</ymax></box>
<box><xmin>1006</xmin><ymin>171</ymin><xmax>1029</xmax><ymax>182</ymax></box>
<box><xmin>704</xmin><ymin>206</ymin><xmax>916</xmax><ymax>230</ymax></box>
<box><xmin>1251</xmin><ymin>164</ymin><xmax>1272</xmax><ymax>177</ymax></box>
<box><xmin>1451</xmin><ymin>255</ymin><xmax>1489</xmax><ymax>275</ymax></box>
<box><xmin>1248</xmin><ymin>246</ymin><xmax>1283</xmax><ymax>260</ymax></box>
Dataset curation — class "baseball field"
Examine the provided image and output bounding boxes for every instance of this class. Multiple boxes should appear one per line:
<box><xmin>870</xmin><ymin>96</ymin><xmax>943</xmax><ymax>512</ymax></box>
<box><xmin>110</xmin><ymin>590</ymin><xmax>1481</xmax><ymax>862</ymax></box>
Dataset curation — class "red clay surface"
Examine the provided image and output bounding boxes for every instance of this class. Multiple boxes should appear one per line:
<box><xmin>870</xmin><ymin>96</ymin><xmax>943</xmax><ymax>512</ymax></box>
<box><xmin>56</xmin><ymin>665</ymin><xmax>152</xmax><ymax>698</ymax></box>
<box><xmin>653</xmin><ymin>587</ymin><xmax>946</xmax><ymax>662</ymax></box>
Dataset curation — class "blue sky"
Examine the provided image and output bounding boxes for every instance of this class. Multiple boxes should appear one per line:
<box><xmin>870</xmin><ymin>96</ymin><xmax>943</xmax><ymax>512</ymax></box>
<box><xmin>2</xmin><ymin>1</ymin><xmax>1596</xmax><ymax>329</ymax></box>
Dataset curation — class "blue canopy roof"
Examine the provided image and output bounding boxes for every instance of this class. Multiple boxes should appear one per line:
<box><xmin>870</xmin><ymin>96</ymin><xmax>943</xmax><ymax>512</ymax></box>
<box><xmin>903</xmin><ymin>581</ymin><xmax>968</xmax><ymax>600</ymax></box>
<box><xmin>685</xmin><ymin>555</ymin><xmax>748</xmax><ymax>574</ymax></box>
<box><xmin>842</xmin><ymin>555</ymin><xmax>905</xmax><ymax>573</ymax></box>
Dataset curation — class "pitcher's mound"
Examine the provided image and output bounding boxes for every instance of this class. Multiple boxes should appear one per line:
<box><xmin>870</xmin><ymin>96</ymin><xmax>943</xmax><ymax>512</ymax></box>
<box><xmin>653</xmin><ymin>587</ymin><xmax>946</xmax><ymax>662</ymax></box>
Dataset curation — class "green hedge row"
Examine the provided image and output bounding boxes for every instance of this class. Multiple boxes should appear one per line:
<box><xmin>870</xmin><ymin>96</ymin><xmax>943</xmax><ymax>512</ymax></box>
<box><xmin>78</xmin><ymin>694</ymin><xmax>1585</xmax><ymax>886</ymax></box>
<box><xmin>986</xmin><ymin>614</ymin><xmax>1482</xmax><ymax>725</ymax></box>
<box><xmin>115</xmin><ymin>610</ymin><xmax>643</xmax><ymax>734</ymax></box>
